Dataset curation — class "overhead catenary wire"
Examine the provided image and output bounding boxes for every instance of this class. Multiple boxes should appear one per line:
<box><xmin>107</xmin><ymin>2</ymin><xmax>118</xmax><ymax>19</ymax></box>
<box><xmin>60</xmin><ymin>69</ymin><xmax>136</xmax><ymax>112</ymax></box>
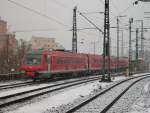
<box><xmin>110</xmin><ymin>2</ymin><xmax>134</xmax><ymax>25</ymax></box>
<box><xmin>50</xmin><ymin>0</ymin><xmax>71</xmax><ymax>10</ymax></box>
<box><xmin>79</xmin><ymin>30</ymin><xmax>101</xmax><ymax>37</ymax></box>
<box><xmin>50</xmin><ymin>0</ymin><xmax>104</xmax><ymax>39</ymax></box>
<box><xmin>50</xmin><ymin>0</ymin><xmax>104</xmax><ymax>52</ymax></box>
<box><xmin>12</xmin><ymin>28</ymin><xmax>70</xmax><ymax>33</ymax></box>
<box><xmin>51</xmin><ymin>0</ymin><xmax>105</xmax><ymax>35</ymax></box>
<box><xmin>97</xmin><ymin>0</ymin><xmax>129</xmax><ymax>33</ymax></box>
<box><xmin>78</xmin><ymin>11</ymin><xmax>104</xmax><ymax>34</ymax></box>
<box><xmin>98</xmin><ymin>0</ymin><xmax>118</xmax><ymax>17</ymax></box>
<box><xmin>98</xmin><ymin>0</ymin><xmax>120</xmax><ymax>15</ymax></box>
<box><xmin>111</xmin><ymin>0</ymin><xmax>120</xmax><ymax>15</ymax></box>
<box><xmin>7</xmin><ymin>0</ymin><xmax>69</xmax><ymax>27</ymax></box>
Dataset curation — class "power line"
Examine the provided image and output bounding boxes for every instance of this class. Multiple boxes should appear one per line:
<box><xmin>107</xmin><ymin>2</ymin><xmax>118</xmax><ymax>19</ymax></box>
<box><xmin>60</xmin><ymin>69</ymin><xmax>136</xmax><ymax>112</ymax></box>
<box><xmin>51</xmin><ymin>0</ymin><xmax>105</xmax><ymax>34</ymax></box>
<box><xmin>51</xmin><ymin>0</ymin><xmax>104</xmax><ymax>35</ymax></box>
<box><xmin>13</xmin><ymin>28</ymin><xmax>60</xmax><ymax>33</ymax></box>
<box><xmin>98</xmin><ymin>0</ymin><xmax>118</xmax><ymax>17</ymax></box>
<box><xmin>78</xmin><ymin>11</ymin><xmax>104</xmax><ymax>33</ymax></box>
<box><xmin>120</xmin><ymin>3</ymin><xmax>134</xmax><ymax>15</ymax></box>
<box><xmin>81</xmin><ymin>12</ymin><xmax>104</xmax><ymax>15</ymax></box>
<box><xmin>111</xmin><ymin>0</ymin><xmax>120</xmax><ymax>15</ymax></box>
<box><xmin>79</xmin><ymin>30</ymin><xmax>100</xmax><ymax>37</ymax></box>
<box><xmin>7</xmin><ymin>0</ymin><xmax>68</xmax><ymax>27</ymax></box>
<box><xmin>97</xmin><ymin>0</ymin><xmax>128</xmax><ymax>32</ymax></box>
<box><xmin>51</xmin><ymin>0</ymin><xmax>72</xmax><ymax>10</ymax></box>
<box><xmin>109</xmin><ymin>3</ymin><xmax>135</xmax><ymax>29</ymax></box>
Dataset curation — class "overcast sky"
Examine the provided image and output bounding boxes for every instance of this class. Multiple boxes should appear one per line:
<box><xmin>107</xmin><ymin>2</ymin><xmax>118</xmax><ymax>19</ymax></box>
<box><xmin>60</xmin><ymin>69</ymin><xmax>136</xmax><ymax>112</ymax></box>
<box><xmin>0</xmin><ymin>0</ymin><xmax>150</xmax><ymax>55</ymax></box>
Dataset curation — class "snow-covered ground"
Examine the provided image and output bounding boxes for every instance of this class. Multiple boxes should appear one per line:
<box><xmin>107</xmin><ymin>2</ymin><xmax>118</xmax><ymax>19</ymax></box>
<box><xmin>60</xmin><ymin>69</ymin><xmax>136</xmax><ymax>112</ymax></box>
<box><xmin>6</xmin><ymin>81</ymin><xmax>103</xmax><ymax>113</ymax></box>
<box><xmin>3</xmin><ymin>73</ymin><xmax>150</xmax><ymax>113</ymax></box>
<box><xmin>0</xmin><ymin>80</ymin><xmax>31</xmax><ymax>86</ymax></box>
<box><xmin>0</xmin><ymin>75</ymin><xmax>100</xmax><ymax>97</ymax></box>
<box><xmin>126</xmin><ymin>79</ymin><xmax>150</xmax><ymax>113</ymax></box>
<box><xmin>133</xmin><ymin>72</ymin><xmax>150</xmax><ymax>77</ymax></box>
<box><xmin>0</xmin><ymin>83</ymin><xmax>55</xmax><ymax>97</ymax></box>
<box><xmin>4</xmin><ymin>75</ymin><xmax>130</xmax><ymax>113</ymax></box>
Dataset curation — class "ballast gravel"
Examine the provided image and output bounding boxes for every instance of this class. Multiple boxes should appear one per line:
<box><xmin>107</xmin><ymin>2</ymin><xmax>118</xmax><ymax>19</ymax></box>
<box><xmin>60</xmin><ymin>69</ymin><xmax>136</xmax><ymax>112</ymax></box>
<box><xmin>46</xmin><ymin>76</ymin><xmax>150</xmax><ymax>113</ymax></box>
<box><xmin>107</xmin><ymin>77</ymin><xmax>150</xmax><ymax>113</ymax></box>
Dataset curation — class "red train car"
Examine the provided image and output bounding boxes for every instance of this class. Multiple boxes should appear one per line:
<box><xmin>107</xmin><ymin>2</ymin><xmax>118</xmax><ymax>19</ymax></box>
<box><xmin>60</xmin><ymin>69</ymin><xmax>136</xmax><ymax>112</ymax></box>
<box><xmin>119</xmin><ymin>57</ymin><xmax>129</xmax><ymax>71</ymax></box>
<box><xmin>20</xmin><ymin>49</ymin><xmax>88</xmax><ymax>79</ymax></box>
<box><xmin>88</xmin><ymin>55</ymin><xmax>128</xmax><ymax>74</ymax></box>
<box><xmin>20</xmin><ymin>49</ymin><xmax>129</xmax><ymax>80</ymax></box>
<box><xmin>88</xmin><ymin>54</ymin><xmax>103</xmax><ymax>74</ymax></box>
<box><xmin>47</xmin><ymin>50</ymin><xmax>88</xmax><ymax>77</ymax></box>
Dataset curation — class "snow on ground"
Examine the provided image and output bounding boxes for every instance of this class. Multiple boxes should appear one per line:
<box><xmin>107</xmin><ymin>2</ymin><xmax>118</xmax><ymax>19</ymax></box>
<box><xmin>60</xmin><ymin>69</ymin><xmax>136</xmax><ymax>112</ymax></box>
<box><xmin>0</xmin><ymin>83</ymin><xmax>55</xmax><ymax>97</ymax></box>
<box><xmin>0</xmin><ymin>80</ymin><xmax>31</xmax><ymax>86</ymax></box>
<box><xmin>144</xmin><ymin>81</ymin><xmax>150</xmax><ymax>93</ymax></box>
<box><xmin>126</xmin><ymin>78</ymin><xmax>150</xmax><ymax>113</ymax></box>
<box><xmin>3</xmin><ymin>73</ymin><xmax>150</xmax><ymax>113</ymax></box>
<box><xmin>6</xmin><ymin>81</ymin><xmax>105</xmax><ymax>113</ymax></box>
<box><xmin>0</xmin><ymin>76</ymin><xmax>102</xmax><ymax>97</ymax></box>
<box><xmin>5</xmin><ymin>75</ymin><xmax>129</xmax><ymax>113</ymax></box>
<box><xmin>133</xmin><ymin>72</ymin><xmax>150</xmax><ymax>77</ymax></box>
<box><xmin>112</xmin><ymin>76</ymin><xmax>127</xmax><ymax>81</ymax></box>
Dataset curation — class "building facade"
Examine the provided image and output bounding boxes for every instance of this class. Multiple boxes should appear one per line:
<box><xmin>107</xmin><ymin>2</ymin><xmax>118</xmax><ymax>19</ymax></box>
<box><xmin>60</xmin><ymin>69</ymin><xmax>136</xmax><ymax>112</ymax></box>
<box><xmin>30</xmin><ymin>36</ymin><xmax>65</xmax><ymax>50</ymax></box>
<box><xmin>0</xmin><ymin>34</ymin><xmax>17</xmax><ymax>52</ymax></box>
<box><xmin>0</xmin><ymin>18</ymin><xmax>7</xmax><ymax>35</ymax></box>
<box><xmin>0</xmin><ymin>18</ymin><xmax>17</xmax><ymax>52</ymax></box>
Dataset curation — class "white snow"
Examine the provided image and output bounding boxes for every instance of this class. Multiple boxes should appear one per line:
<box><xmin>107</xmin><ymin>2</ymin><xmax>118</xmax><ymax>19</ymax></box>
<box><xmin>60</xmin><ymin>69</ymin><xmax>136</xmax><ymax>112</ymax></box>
<box><xmin>6</xmin><ymin>75</ymin><xmax>128</xmax><ymax>113</ymax></box>
<box><xmin>0</xmin><ymin>83</ymin><xmax>54</xmax><ymax>97</ymax></box>
<box><xmin>112</xmin><ymin>76</ymin><xmax>127</xmax><ymax>81</ymax></box>
<box><xmin>0</xmin><ymin>80</ymin><xmax>32</xmax><ymax>86</ymax></box>
<box><xmin>125</xmin><ymin>74</ymin><xmax>150</xmax><ymax>113</ymax></box>
<box><xmin>3</xmin><ymin>74</ymin><xmax>146</xmax><ymax>113</ymax></box>
<box><xmin>127</xmin><ymin>101</ymin><xmax>150</xmax><ymax>113</ymax></box>
<box><xmin>133</xmin><ymin>73</ymin><xmax>150</xmax><ymax>77</ymax></box>
<box><xmin>6</xmin><ymin>80</ymin><xmax>105</xmax><ymax>113</ymax></box>
<box><xmin>2</xmin><ymin>73</ymin><xmax>150</xmax><ymax>113</ymax></box>
<box><xmin>144</xmin><ymin>81</ymin><xmax>150</xmax><ymax>93</ymax></box>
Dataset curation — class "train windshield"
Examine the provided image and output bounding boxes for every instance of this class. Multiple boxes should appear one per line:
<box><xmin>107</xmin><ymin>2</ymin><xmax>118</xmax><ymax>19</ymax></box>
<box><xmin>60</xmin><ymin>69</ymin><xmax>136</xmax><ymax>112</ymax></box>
<box><xmin>25</xmin><ymin>54</ymin><xmax>41</xmax><ymax>65</ymax></box>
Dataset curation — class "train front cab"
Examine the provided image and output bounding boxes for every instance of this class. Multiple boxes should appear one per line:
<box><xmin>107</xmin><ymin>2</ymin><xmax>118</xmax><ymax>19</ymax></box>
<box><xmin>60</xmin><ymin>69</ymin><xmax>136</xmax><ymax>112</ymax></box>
<box><xmin>20</xmin><ymin>51</ymin><xmax>52</xmax><ymax>81</ymax></box>
<box><xmin>33</xmin><ymin>53</ymin><xmax>52</xmax><ymax>80</ymax></box>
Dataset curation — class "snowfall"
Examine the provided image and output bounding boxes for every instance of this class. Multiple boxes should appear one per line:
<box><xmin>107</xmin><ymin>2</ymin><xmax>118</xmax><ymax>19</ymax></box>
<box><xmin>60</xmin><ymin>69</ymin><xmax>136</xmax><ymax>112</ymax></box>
<box><xmin>1</xmin><ymin>73</ymin><xmax>150</xmax><ymax>113</ymax></box>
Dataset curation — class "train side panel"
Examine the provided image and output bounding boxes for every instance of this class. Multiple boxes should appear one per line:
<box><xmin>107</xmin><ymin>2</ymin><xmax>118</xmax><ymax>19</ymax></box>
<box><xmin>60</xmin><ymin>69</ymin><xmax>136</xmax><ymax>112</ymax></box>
<box><xmin>50</xmin><ymin>51</ymin><xmax>88</xmax><ymax>77</ymax></box>
<box><xmin>88</xmin><ymin>54</ymin><xmax>103</xmax><ymax>74</ymax></box>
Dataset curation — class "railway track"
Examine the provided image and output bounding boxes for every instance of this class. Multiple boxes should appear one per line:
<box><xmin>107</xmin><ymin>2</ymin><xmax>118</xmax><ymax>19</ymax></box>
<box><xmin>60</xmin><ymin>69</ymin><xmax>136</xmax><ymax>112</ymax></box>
<box><xmin>0</xmin><ymin>76</ymin><xmax>100</xmax><ymax>108</ymax></box>
<box><xmin>0</xmin><ymin>81</ymin><xmax>35</xmax><ymax>90</ymax></box>
<box><xmin>63</xmin><ymin>74</ymin><xmax>150</xmax><ymax>113</ymax></box>
<box><xmin>0</xmin><ymin>75</ymin><xmax>101</xmax><ymax>90</ymax></box>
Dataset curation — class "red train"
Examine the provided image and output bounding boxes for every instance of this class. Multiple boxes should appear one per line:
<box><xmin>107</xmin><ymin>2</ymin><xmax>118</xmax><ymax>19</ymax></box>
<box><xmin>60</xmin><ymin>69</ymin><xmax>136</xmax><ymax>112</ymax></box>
<box><xmin>20</xmin><ymin>49</ymin><xmax>129</xmax><ymax>80</ymax></box>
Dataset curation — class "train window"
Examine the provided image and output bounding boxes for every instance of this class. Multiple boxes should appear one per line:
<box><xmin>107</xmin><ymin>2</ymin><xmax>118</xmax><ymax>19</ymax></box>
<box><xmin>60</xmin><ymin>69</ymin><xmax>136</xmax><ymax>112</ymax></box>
<box><xmin>25</xmin><ymin>54</ymin><xmax>41</xmax><ymax>65</ymax></box>
<box><xmin>93</xmin><ymin>59</ymin><xmax>102</xmax><ymax>64</ymax></box>
<box><xmin>56</xmin><ymin>57</ymin><xmax>84</xmax><ymax>64</ymax></box>
<box><xmin>57</xmin><ymin>58</ymin><xmax>63</xmax><ymax>64</ymax></box>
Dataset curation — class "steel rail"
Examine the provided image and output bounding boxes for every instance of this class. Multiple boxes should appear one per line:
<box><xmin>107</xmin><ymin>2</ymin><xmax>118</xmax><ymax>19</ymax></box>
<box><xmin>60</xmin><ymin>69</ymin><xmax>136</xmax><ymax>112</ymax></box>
<box><xmin>65</xmin><ymin>74</ymin><xmax>150</xmax><ymax>113</ymax></box>
<box><xmin>0</xmin><ymin>76</ymin><xmax>100</xmax><ymax>108</ymax></box>
<box><xmin>100</xmin><ymin>75</ymin><xmax>150</xmax><ymax>113</ymax></box>
<box><xmin>0</xmin><ymin>81</ymin><xmax>35</xmax><ymax>90</ymax></box>
<box><xmin>0</xmin><ymin>75</ymin><xmax>99</xmax><ymax>90</ymax></box>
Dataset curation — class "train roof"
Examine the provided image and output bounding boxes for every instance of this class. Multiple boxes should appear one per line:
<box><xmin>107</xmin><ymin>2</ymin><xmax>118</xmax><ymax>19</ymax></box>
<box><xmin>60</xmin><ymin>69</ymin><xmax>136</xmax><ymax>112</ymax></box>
<box><xmin>28</xmin><ymin>49</ymin><xmax>129</xmax><ymax>60</ymax></box>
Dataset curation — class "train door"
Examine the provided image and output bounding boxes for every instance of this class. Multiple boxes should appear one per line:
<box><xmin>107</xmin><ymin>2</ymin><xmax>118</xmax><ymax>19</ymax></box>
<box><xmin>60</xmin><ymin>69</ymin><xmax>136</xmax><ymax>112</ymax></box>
<box><xmin>47</xmin><ymin>55</ymin><xmax>51</xmax><ymax>72</ymax></box>
<box><xmin>43</xmin><ymin>55</ymin><xmax>51</xmax><ymax>72</ymax></box>
<box><xmin>87</xmin><ymin>55</ymin><xmax>90</xmax><ymax>73</ymax></box>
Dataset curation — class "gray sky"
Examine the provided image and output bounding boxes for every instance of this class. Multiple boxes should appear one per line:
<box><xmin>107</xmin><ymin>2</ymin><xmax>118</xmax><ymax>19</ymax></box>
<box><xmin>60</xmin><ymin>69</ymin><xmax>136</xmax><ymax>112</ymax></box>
<box><xmin>0</xmin><ymin>0</ymin><xmax>150</xmax><ymax>55</ymax></box>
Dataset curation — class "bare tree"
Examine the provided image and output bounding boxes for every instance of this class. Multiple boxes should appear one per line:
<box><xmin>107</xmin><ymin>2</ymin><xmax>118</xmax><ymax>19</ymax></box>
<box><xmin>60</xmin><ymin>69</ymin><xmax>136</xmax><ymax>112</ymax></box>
<box><xmin>0</xmin><ymin>38</ymin><xmax>31</xmax><ymax>73</ymax></box>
